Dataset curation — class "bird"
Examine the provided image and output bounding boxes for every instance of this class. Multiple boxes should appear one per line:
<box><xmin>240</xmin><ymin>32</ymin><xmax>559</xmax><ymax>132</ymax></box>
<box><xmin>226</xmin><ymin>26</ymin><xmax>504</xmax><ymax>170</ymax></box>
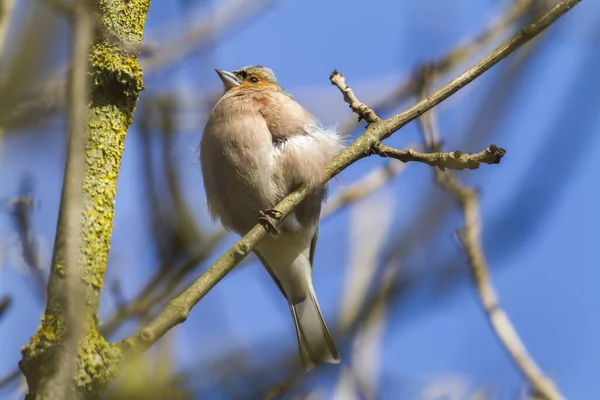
<box><xmin>199</xmin><ymin>65</ymin><xmax>343</xmax><ymax>371</ymax></box>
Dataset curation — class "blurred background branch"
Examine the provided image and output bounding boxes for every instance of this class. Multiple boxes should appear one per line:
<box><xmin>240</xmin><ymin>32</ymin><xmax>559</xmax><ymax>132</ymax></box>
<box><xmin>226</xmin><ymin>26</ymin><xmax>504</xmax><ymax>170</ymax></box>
<box><xmin>7</xmin><ymin>177</ymin><xmax>47</xmax><ymax>299</ymax></box>
<box><xmin>340</xmin><ymin>0</ymin><xmax>542</xmax><ymax>135</ymax></box>
<box><xmin>416</xmin><ymin>64</ymin><xmax>563</xmax><ymax>400</ymax></box>
<box><xmin>0</xmin><ymin>0</ymin><xmax>592</xmax><ymax>398</ymax></box>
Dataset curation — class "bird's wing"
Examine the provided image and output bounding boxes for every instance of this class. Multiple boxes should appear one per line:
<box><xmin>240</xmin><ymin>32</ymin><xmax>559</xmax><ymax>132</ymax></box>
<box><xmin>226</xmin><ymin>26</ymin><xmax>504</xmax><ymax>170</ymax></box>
<box><xmin>309</xmin><ymin>227</ymin><xmax>319</xmax><ymax>270</ymax></box>
<box><xmin>200</xmin><ymin>95</ymin><xmax>278</xmax><ymax>234</ymax></box>
<box><xmin>256</xmin><ymin>91</ymin><xmax>314</xmax><ymax>142</ymax></box>
<box><xmin>254</xmin><ymin>249</ymin><xmax>286</xmax><ymax>298</ymax></box>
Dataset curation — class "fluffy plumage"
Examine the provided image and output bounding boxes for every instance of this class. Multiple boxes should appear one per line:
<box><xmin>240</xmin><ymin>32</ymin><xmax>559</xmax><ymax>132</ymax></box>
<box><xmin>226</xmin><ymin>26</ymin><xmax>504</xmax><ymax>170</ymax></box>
<box><xmin>200</xmin><ymin>66</ymin><xmax>343</xmax><ymax>370</ymax></box>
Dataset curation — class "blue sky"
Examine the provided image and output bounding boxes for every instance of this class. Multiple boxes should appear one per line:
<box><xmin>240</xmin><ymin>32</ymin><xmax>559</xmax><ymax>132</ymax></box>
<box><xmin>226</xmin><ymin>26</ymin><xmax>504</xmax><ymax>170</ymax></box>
<box><xmin>1</xmin><ymin>0</ymin><xmax>599</xmax><ymax>398</ymax></box>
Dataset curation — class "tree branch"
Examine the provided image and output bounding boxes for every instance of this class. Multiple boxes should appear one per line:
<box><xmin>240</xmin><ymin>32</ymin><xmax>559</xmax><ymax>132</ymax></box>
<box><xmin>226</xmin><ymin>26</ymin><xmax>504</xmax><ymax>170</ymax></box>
<box><xmin>9</xmin><ymin>182</ymin><xmax>47</xmax><ymax>298</ymax></box>
<box><xmin>330</xmin><ymin>70</ymin><xmax>380</xmax><ymax>124</ymax></box>
<box><xmin>19</xmin><ymin>0</ymin><xmax>153</xmax><ymax>398</ymax></box>
<box><xmin>55</xmin><ymin>0</ymin><xmax>94</xmax><ymax>396</ymax></box>
<box><xmin>340</xmin><ymin>0</ymin><xmax>540</xmax><ymax>134</ymax></box>
<box><xmin>0</xmin><ymin>369</ymin><xmax>20</xmax><ymax>392</ymax></box>
<box><xmin>372</xmin><ymin>142</ymin><xmax>506</xmax><ymax>171</ymax></box>
<box><xmin>437</xmin><ymin>169</ymin><xmax>563</xmax><ymax>400</ymax></box>
<box><xmin>416</xmin><ymin>53</ymin><xmax>564</xmax><ymax>400</ymax></box>
<box><xmin>142</xmin><ymin>0</ymin><xmax>278</xmax><ymax>75</ymax></box>
<box><xmin>321</xmin><ymin>159</ymin><xmax>409</xmax><ymax>219</ymax></box>
<box><xmin>119</xmin><ymin>0</ymin><xmax>581</xmax><ymax>357</ymax></box>
<box><xmin>0</xmin><ymin>295</ymin><xmax>11</xmax><ymax>322</ymax></box>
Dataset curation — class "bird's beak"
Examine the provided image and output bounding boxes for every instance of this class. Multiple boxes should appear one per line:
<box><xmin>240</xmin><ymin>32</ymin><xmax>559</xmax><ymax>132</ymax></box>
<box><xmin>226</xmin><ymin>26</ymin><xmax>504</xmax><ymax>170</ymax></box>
<box><xmin>215</xmin><ymin>69</ymin><xmax>240</xmax><ymax>90</ymax></box>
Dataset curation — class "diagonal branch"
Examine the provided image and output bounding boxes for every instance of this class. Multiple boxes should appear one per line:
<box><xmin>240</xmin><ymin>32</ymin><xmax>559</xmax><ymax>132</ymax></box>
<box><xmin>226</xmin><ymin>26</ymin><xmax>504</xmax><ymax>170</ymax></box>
<box><xmin>118</xmin><ymin>0</ymin><xmax>582</xmax><ymax>357</ymax></box>
<box><xmin>372</xmin><ymin>142</ymin><xmax>506</xmax><ymax>171</ymax></box>
<box><xmin>340</xmin><ymin>0</ymin><xmax>540</xmax><ymax>134</ymax></box>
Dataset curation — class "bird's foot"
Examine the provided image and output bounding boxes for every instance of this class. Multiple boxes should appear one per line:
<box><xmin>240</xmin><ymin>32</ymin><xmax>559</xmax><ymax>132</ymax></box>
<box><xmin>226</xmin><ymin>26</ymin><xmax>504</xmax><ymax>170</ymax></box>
<box><xmin>258</xmin><ymin>209</ymin><xmax>282</xmax><ymax>235</ymax></box>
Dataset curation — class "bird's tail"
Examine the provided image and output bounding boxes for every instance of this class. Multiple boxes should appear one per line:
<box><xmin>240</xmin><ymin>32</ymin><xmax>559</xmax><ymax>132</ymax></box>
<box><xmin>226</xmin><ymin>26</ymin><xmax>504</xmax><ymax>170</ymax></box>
<box><xmin>289</xmin><ymin>287</ymin><xmax>340</xmax><ymax>371</ymax></box>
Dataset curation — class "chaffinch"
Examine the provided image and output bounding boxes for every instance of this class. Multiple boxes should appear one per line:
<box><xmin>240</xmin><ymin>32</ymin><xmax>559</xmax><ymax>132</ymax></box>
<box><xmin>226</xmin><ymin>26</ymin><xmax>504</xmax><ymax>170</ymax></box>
<box><xmin>200</xmin><ymin>65</ymin><xmax>343</xmax><ymax>370</ymax></box>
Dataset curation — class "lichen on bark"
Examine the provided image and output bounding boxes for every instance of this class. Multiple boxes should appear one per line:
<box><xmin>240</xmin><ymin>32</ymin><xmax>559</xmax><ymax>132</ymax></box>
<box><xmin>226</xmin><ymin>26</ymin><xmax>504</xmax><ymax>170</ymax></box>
<box><xmin>20</xmin><ymin>1</ymin><xmax>152</xmax><ymax>398</ymax></box>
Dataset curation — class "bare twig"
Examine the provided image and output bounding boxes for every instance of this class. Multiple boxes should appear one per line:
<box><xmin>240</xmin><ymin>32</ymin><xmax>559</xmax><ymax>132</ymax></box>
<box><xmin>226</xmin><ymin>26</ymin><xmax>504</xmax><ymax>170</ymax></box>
<box><xmin>106</xmin><ymin>157</ymin><xmax>407</xmax><ymax>336</ymax></box>
<box><xmin>0</xmin><ymin>295</ymin><xmax>11</xmax><ymax>321</ymax></box>
<box><xmin>119</xmin><ymin>0</ymin><xmax>580</xmax><ymax>357</ymax></box>
<box><xmin>340</xmin><ymin>0</ymin><xmax>539</xmax><ymax>134</ymax></box>
<box><xmin>142</xmin><ymin>0</ymin><xmax>278</xmax><ymax>75</ymax></box>
<box><xmin>9</xmin><ymin>180</ymin><xmax>47</xmax><ymax>297</ymax></box>
<box><xmin>0</xmin><ymin>0</ymin><xmax>275</xmax><ymax>130</ymax></box>
<box><xmin>321</xmin><ymin>160</ymin><xmax>409</xmax><ymax>219</ymax></box>
<box><xmin>417</xmin><ymin>55</ymin><xmax>564</xmax><ymax>400</ymax></box>
<box><xmin>101</xmin><ymin>231</ymin><xmax>226</xmax><ymax>336</ymax></box>
<box><xmin>105</xmin><ymin>153</ymin><xmax>406</xmax><ymax>335</ymax></box>
<box><xmin>0</xmin><ymin>0</ymin><xmax>16</xmax><ymax>153</ymax></box>
<box><xmin>0</xmin><ymin>369</ymin><xmax>20</xmax><ymax>391</ymax></box>
<box><xmin>372</xmin><ymin>142</ymin><xmax>506</xmax><ymax>171</ymax></box>
<box><xmin>330</xmin><ymin>70</ymin><xmax>381</xmax><ymax>124</ymax></box>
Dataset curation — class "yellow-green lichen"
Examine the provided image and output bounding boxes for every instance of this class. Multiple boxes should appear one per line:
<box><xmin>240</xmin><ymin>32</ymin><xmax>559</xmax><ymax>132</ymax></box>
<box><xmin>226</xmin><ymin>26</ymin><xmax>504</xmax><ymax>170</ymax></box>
<box><xmin>97</xmin><ymin>0</ymin><xmax>151</xmax><ymax>48</ymax></box>
<box><xmin>80</xmin><ymin>104</ymin><xmax>129</xmax><ymax>291</ymax></box>
<box><xmin>20</xmin><ymin>0</ymin><xmax>151</xmax><ymax>397</ymax></box>
<box><xmin>20</xmin><ymin>314</ymin><xmax>67</xmax><ymax>398</ymax></box>
<box><xmin>90</xmin><ymin>43</ymin><xmax>145</xmax><ymax>104</ymax></box>
<box><xmin>21</xmin><ymin>314</ymin><xmax>66</xmax><ymax>359</ymax></box>
<box><xmin>76</xmin><ymin>328</ymin><xmax>123</xmax><ymax>394</ymax></box>
<box><xmin>21</xmin><ymin>314</ymin><xmax>124</xmax><ymax>397</ymax></box>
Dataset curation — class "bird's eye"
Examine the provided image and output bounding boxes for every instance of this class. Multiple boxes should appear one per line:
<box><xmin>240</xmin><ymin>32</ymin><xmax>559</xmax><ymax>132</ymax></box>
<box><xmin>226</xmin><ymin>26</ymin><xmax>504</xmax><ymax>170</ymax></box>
<box><xmin>250</xmin><ymin>77</ymin><xmax>259</xmax><ymax>83</ymax></box>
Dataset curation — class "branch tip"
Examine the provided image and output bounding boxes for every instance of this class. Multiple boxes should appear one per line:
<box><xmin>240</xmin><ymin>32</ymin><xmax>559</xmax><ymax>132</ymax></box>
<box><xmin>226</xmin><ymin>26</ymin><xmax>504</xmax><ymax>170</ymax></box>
<box><xmin>370</xmin><ymin>143</ymin><xmax>506</xmax><ymax>171</ymax></box>
<box><xmin>330</xmin><ymin>69</ymin><xmax>380</xmax><ymax>124</ymax></box>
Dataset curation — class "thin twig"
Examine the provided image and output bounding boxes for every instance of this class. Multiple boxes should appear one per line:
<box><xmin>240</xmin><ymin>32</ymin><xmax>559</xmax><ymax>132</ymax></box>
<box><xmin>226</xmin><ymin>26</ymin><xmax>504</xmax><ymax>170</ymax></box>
<box><xmin>340</xmin><ymin>0</ymin><xmax>539</xmax><ymax>134</ymax></box>
<box><xmin>0</xmin><ymin>0</ymin><xmax>16</xmax><ymax>154</ymax></box>
<box><xmin>105</xmin><ymin>153</ymin><xmax>405</xmax><ymax>335</ymax></box>
<box><xmin>372</xmin><ymin>142</ymin><xmax>506</xmax><ymax>171</ymax></box>
<box><xmin>142</xmin><ymin>0</ymin><xmax>278</xmax><ymax>74</ymax></box>
<box><xmin>107</xmin><ymin>158</ymin><xmax>407</xmax><ymax>335</ymax></box>
<box><xmin>0</xmin><ymin>369</ymin><xmax>20</xmax><ymax>391</ymax></box>
<box><xmin>100</xmin><ymin>231</ymin><xmax>226</xmax><ymax>335</ymax></box>
<box><xmin>330</xmin><ymin>70</ymin><xmax>380</xmax><ymax>124</ymax></box>
<box><xmin>321</xmin><ymin>160</ymin><xmax>409</xmax><ymax>219</ymax></box>
<box><xmin>9</xmin><ymin>181</ymin><xmax>47</xmax><ymax>297</ymax></box>
<box><xmin>0</xmin><ymin>295</ymin><xmax>11</xmax><ymax>321</ymax></box>
<box><xmin>416</xmin><ymin>55</ymin><xmax>564</xmax><ymax>400</ymax></box>
<box><xmin>118</xmin><ymin>0</ymin><xmax>581</xmax><ymax>357</ymax></box>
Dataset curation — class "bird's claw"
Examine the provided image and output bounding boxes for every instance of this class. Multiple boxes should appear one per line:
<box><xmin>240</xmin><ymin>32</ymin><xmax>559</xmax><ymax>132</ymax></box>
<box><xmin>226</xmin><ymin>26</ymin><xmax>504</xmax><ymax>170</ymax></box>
<box><xmin>263</xmin><ymin>209</ymin><xmax>283</xmax><ymax>219</ymax></box>
<box><xmin>258</xmin><ymin>209</ymin><xmax>282</xmax><ymax>235</ymax></box>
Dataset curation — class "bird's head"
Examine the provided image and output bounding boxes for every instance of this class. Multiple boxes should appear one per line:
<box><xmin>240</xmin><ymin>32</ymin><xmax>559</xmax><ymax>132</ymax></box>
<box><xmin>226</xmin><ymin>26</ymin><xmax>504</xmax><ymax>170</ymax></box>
<box><xmin>215</xmin><ymin>65</ymin><xmax>282</xmax><ymax>93</ymax></box>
